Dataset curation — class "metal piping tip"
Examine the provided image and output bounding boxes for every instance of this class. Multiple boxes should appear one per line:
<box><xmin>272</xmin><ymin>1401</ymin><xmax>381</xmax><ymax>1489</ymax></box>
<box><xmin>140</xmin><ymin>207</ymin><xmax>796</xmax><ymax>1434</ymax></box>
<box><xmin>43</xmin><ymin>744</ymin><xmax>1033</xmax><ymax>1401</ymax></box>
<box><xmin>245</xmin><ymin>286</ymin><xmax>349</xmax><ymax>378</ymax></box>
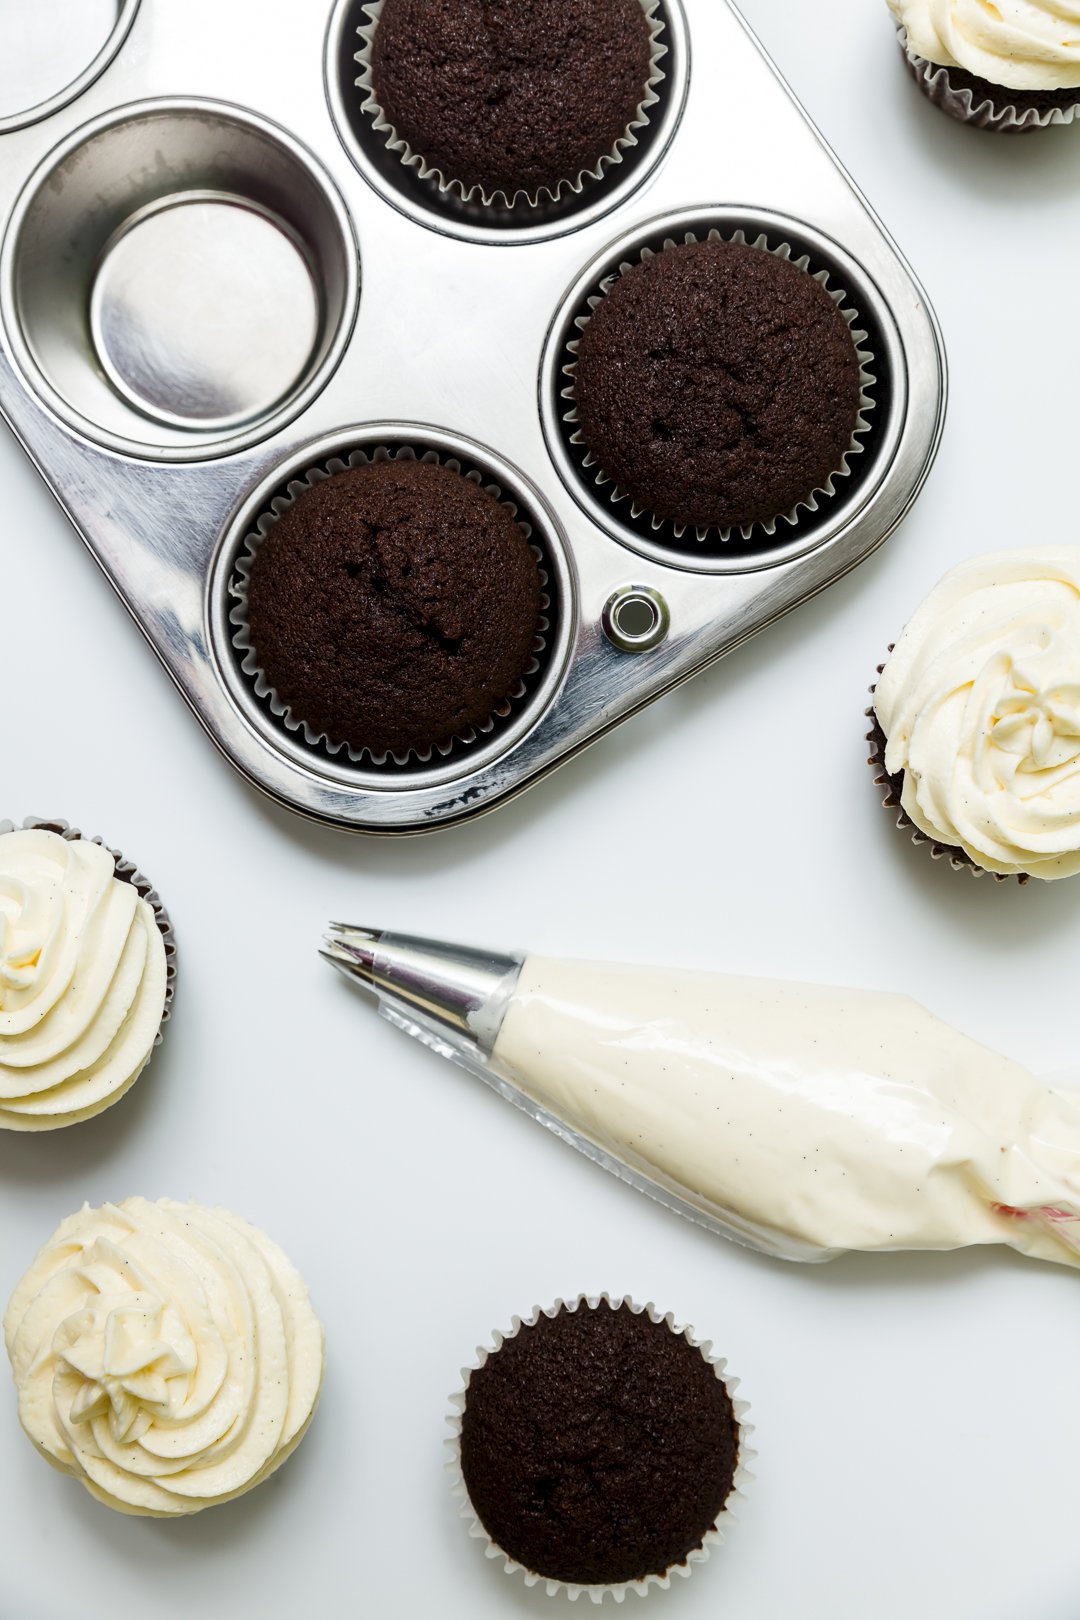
<box><xmin>321</xmin><ymin>925</ymin><xmax>383</xmax><ymax>982</ymax></box>
<box><xmin>320</xmin><ymin>924</ymin><xmax>524</xmax><ymax>1053</ymax></box>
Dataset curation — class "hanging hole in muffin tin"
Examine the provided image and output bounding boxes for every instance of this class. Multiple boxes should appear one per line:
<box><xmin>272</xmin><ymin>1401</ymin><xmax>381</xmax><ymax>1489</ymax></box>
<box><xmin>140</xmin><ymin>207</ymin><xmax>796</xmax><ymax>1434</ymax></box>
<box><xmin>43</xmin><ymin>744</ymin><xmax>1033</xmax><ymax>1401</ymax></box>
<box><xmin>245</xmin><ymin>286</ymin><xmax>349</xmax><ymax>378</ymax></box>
<box><xmin>0</xmin><ymin>98</ymin><xmax>359</xmax><ymax>461</ymax></box>
<box><xmin>207</xmin><ymin>426</ymin><xmax>578</xmax><ymax>793</ymax></box>
<box><xmin>0</xmin><ymin>0</ymin><xmax>139</xmax><ymax>134</ymax></box>
<box><xmin>324</xmin><ymin>0</ymin><xmax>690</xmax><ymax>246</ymax></box>
<box><xmin>540</xmin><ymin>207</ymin><xmax>907</xmax><ymax>575</ymax></box>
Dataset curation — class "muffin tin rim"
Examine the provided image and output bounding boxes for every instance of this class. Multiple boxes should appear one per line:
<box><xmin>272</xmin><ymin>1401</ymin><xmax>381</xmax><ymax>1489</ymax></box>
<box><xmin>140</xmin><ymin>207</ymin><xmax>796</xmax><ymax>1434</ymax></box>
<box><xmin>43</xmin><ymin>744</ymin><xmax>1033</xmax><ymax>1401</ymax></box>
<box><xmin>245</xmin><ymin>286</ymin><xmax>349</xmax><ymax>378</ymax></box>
<box><xmin>0</xmin><ymin>93</ymin><xmax>361</xmax><ymax>464</ymax></box>
<box><xmin>322</xmin><ymin>0</ymin><xmax>692</xmax><ymax>248</ymax></box>
<box><xmin>539</xmin><ymin>203</ymin><xmax>908</xmax><ymax>576</ymax></box>
<box><xmin>205</xmin><ymin>422</ymin><xmax>580</xmax><ymax>796</ymax></box>
<box><xmin>0</xmin><ymin>0</ymin><xmax>141</xmax><ymax>137</ymax></box>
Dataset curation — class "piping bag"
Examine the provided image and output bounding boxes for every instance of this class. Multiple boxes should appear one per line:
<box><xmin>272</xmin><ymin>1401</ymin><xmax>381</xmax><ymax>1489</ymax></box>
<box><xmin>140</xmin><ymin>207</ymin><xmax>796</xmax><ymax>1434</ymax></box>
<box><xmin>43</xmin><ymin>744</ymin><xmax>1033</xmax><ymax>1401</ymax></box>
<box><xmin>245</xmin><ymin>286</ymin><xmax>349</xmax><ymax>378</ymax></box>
<box><xmin>322</xmin><ymin>926</ymin><xmax>1080</xmax><ymax>1269</ymax></box>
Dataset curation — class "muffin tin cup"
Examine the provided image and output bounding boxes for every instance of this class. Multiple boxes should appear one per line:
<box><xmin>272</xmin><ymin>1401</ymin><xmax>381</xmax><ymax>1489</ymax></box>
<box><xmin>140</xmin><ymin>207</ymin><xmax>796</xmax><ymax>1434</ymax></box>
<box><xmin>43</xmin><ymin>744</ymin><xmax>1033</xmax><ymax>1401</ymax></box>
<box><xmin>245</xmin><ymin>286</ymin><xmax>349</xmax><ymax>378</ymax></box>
<box><xmin>447</xmin><ymin>1294</ymin><xmax>755</xmax><ymax>1604</ymax></box>
<box><xmin>0</xmin><ymin>98</ymin><xmax>359</xmax><ymax>462</ymax></box>
<box><xmin>896</xmin><ymin>28</ymin><xmax>1080</xmax><ymax>134</ymax></box>
<box><xmin>227</xmin><ymin>440</ymin><xmax>557</xmax><ymax>772</ymax></box>
<box><xmin>353</xmin><ymin>0</ymin><xmax>669</xmax><ymax>212</ymax></box>
<box><xmin>865</xmin><ymin>666</ymin><xmax>1021</xmax><ymax>884</ymax></box>
<box><xmin>0</xmin><ymin>816</ymin><xmax>177</xmax><ymax>1131</ymax></box>
<box><xmin>559</xmin><ymin>224</ymin><xmax>878</xmax><ymax>556</ymax></box>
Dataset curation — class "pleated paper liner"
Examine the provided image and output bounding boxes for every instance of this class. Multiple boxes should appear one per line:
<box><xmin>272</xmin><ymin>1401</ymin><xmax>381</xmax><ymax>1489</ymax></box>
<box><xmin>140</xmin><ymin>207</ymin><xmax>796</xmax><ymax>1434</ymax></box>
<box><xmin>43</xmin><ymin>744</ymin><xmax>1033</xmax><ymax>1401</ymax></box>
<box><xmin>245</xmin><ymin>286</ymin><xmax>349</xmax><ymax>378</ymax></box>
<box><xmin>896</xmin><ymin>27</ymin><xmax>1080</xmax><ymax>134</ymax></box>
<box><xmin>448</xmin><ymin>1294</ymin><xmax>755</xmax><ymax>1604</ymax></box>
<box><xmin>865</xmin><ymin>665</ymin><xmax>1024</xmax><ymax>884</ymax></box>
<box><xmin>354</xmin><ymin>0</ymin><xmax>669</xmax><ymax>212</ymax></box>
<box><xmin>560</xmin><ymin>225</ymin><xmax>878</xmax><ymax>560</ymax></box>
<box><xmin>228</xmin><ymin>443</ymin><xmax>553</xmax><ymax>773</ymax></box>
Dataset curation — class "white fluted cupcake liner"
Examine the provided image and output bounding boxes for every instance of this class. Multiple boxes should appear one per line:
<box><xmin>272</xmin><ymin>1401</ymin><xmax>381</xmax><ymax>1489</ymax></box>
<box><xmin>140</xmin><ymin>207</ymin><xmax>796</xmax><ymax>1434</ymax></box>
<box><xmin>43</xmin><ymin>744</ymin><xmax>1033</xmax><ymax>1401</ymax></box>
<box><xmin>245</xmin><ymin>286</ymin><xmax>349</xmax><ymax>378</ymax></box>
<box><xmin>229</xmin><ymin>443</ymin><xmax>552</xmax><ymax>769</ymax></box>
<box><xmin>865</xmin><ymin>665</ymin><xmax>1023</xmax><ymax>884</ymax></box>
<box><xmin>0</xmin><ymin>816</ymin><xmax>178</xmax><ymax>1028</ymax></box>
<box><xmin>897</xmin><ymin>28</ymin><xmax>1080</xmax><ymax>133</ymax></box>
<box><xmin>562</xmin><ymin>226</ymin><xmax>877</xmax><ymax>546</ymax></box>
<box><xmin>447</xmin><ymin>1293</ymin><xmax>755</xmax><ymax>1603</ymax></box>
<box><xmin>355</xmin><ymin>0</ymin><xmax>668</xmax><ymax>210</ymax></box>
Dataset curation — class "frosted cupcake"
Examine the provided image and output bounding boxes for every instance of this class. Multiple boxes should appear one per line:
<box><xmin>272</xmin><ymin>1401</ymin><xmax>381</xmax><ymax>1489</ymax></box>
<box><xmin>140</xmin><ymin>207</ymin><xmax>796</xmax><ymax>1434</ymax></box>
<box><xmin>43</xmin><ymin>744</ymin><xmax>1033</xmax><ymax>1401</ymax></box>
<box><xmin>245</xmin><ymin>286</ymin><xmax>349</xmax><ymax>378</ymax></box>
<box><xmin>4</xmin><ymin>1198</ymin><xmax>324</xmax><ymax>1515</ymax></box>
<box><xmin>0</xmin><ymin>822</ymin><xmax>173</xmax><ymax>1129</ymax></box>
<box><xmin>870</xmin><ymin>550</ymin><xmax>1080</xmax><ymax>880</ymax></box>
<box><xmin>886</xmin><ymin>0</ymin><xmax>1080</xmax><ymax>131</ymax></box>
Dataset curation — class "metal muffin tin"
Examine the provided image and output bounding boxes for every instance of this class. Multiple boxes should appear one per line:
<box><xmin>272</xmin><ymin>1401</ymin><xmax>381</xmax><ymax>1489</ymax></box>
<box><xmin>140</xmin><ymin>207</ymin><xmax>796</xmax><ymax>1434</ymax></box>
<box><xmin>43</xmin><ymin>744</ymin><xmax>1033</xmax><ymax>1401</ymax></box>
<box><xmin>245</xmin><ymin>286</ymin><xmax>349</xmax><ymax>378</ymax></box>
<box><xmin>0</xmin><ymin>0</ymin><xmax>946</xmax><ymax>833</ymax></box>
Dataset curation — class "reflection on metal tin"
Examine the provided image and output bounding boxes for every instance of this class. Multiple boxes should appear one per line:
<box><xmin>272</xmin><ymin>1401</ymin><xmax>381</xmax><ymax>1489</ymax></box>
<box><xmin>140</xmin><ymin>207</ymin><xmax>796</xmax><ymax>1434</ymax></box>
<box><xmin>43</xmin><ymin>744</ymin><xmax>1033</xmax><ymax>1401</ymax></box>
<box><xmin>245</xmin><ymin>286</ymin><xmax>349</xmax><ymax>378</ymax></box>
<box><xmin>90</xmin><ymin>194</ymin><xmax>322</xmax><ymax>433</ymax></box>
<box><xmin>0</xmin><ymin>0</ymin><xmax>139</xmax><ymax>133</ymax></box>
<box><xmin>0</xmin><ymin>98</ymin><xmax>359</xmax><ymax>462</ymax></box>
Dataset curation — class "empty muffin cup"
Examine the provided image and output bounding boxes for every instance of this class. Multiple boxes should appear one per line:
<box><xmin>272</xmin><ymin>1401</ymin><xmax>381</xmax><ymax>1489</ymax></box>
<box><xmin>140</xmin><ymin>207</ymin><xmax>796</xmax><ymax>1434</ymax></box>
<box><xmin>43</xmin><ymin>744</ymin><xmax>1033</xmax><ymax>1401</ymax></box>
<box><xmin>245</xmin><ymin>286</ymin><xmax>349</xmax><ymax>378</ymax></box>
<box><xmin>225</xmin><ymin>436</ymin><xmax>566</xmax><ymax>774</ymax></box>
<box><xmin>0</xmin><ymin>98</ymin><xmax>358</xmax><ymax>460</ymax></box>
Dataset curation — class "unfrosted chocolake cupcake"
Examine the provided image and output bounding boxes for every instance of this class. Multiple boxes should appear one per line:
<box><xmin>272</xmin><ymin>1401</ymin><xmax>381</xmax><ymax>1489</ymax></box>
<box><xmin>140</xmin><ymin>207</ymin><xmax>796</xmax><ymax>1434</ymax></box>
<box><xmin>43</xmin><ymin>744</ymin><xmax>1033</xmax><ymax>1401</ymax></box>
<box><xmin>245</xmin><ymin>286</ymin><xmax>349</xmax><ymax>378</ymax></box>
<box><xmin>572</xmin><ymin>237</ymin><xmax>864</xmax><ymax>535</ymax></box>
<box><xmin>886</xmin><ymin>0</ymin><xmax>1080</xmax><ymax>131</ymax></box>
<box><xmin>239</xmin><ymin>457</ymin><xmax>544</xmax><ymax>762</ymax></box>
<box><xmin>453</xmin><ymin>1296</ymin><xmax>748</xmax><ymax>1596</ymax></box>
<box><xmin>362</xmin><ymin>0</ymin><xmax>661</xmax><ymax>203</ymax></box>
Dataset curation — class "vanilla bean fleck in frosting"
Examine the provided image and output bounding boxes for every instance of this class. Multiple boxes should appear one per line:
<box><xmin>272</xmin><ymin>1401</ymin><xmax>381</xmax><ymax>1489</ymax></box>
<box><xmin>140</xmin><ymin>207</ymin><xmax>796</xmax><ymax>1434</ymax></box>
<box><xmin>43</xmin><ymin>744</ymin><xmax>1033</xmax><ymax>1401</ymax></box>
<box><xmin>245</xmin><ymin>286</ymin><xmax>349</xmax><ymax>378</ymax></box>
<box><xmin>874</xmin><ymin>549</ymin><xmax>1080</xmax><ymax>879</ymax></box>
<box><xmin>887</xmin><ymin>0</ymin><xmax>1080</xmax><ymax>90</ymax></box>
<box><xmin>4</xmin><ymin>1198</ymin><xmax>324</xmax><ymax>1516</ymax></box>
<box><xmin>0</xmin><ymin>830</ymin><xmax>167</xmax><ymax>1129</ymax></box>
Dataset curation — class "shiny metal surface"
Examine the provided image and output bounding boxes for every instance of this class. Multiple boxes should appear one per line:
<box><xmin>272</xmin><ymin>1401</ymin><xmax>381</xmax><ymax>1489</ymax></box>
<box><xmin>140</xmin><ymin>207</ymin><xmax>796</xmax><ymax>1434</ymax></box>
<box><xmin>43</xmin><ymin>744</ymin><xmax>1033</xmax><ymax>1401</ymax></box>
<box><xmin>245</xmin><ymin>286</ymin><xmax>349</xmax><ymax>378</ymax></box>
<box><xmin>90</xmin><ymin>193</ymin><xmax>322</xmax><ymax>431</ymax></box>
<box><xmin>322</xmin><ymin>923</ymin><xmax>524</xmax><ymax>1048</ymax></box>
<box><xmin>602</xmin><ymin>586</ymin><xmax>670</xmax><ymax>653</ymax></box>
<box><xmin>0</xmin><ymin>0</ymin><xmax>946</xmax><ymax>833</ymax></box>
<box><xmin>1</xmin><ymin>97</ymin><xmax>359</xmax><ymax>460</ymax></box>
<box><xmin>0</xmin><ymin>0</ymin><xmax>138</xmax><ymax>134</ymax></box>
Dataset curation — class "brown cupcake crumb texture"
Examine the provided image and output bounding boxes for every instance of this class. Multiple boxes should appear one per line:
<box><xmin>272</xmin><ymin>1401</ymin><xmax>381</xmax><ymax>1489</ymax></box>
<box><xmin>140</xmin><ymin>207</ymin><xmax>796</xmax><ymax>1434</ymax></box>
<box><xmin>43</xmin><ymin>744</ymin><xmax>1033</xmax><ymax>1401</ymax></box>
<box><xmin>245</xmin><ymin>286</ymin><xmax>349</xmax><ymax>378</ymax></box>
<box><xmin>460</xmin><ymin>1300</ymin><xmax>739</xmax><ymax>1587</ymax></box>
<box><xmin>243</xmin><ymin>458</ymin><xmax>542</xmax><ymax>760</ymax></box>
<box><xmin>370</xmin><ymin>0</ymin><xmax>655</xmax><ymax>197</ymax></box>
<box><xmin>574</xmin><ymin>238</ymin><xmax>863</xmax><ymax>534</ymax></box>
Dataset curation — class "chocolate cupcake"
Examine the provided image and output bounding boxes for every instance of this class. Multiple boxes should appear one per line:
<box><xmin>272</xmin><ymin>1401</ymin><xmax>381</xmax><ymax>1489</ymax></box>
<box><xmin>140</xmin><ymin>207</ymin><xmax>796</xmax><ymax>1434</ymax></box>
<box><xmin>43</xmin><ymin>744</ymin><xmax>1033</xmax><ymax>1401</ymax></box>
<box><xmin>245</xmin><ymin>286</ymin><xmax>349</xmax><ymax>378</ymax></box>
<box><xmin>233</xmin><ymin>453</ymin><xmax>546</xmax><ymax>764</ymax></box>
<box><xmin>451</xmin><ymin>1296</ymin><xmax>752</xmax><ymax>1598</ymax></box>
<box><xmin>0</xmin><ymin>819</ymin><xmax>175</xmax><ymax>1130</ymax></box>
<box><xmin>869</xmin><ymin>549</ymin><xmax>1080</xmax><ymax>882</ymax></box>
<box><xmin>357</xmin><ymin>0</ymin><xmax>666</xmax><ymax>206</ymax></box>
<box><xmin>886</xmin><ymin>2</ymin><xmax>1080</xmax><ymax>132</ymax></box>
<box><xmin>569</xmin><ymin>234</ymin><xmax>869</xmax><ymax>539</ymax></box>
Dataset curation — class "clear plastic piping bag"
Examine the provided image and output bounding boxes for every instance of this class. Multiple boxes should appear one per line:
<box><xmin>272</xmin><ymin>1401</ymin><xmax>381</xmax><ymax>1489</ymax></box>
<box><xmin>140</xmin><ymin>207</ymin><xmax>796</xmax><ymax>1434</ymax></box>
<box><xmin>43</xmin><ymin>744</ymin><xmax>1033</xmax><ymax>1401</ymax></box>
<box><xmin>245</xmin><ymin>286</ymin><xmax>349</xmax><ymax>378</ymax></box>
<box><xmin>323</xmin><ymin>928</ymin><xmax>1080</xmax><ymax>1268</ymax></box>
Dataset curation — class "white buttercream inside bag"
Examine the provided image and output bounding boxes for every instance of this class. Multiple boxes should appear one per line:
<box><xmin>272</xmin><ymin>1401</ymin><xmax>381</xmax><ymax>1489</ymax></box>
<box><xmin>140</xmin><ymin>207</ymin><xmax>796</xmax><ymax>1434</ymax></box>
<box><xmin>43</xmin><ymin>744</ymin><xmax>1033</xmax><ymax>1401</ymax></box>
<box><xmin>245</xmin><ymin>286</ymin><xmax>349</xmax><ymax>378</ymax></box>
<box><xmin>492</xmin><ymin>956</ymin><xmax>1080</xmax><ymax>1269</ymax></box>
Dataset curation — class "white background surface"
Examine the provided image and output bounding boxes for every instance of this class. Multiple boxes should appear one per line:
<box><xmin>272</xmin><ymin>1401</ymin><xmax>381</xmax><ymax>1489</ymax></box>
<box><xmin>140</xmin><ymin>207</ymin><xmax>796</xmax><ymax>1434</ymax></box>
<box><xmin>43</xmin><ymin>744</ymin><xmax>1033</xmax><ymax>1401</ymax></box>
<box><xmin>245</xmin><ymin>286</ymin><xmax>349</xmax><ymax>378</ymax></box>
<box><xmin>3</xmin><ymin>3</ymin><xmax>1080</xmax><ymax>1618</ymax></box>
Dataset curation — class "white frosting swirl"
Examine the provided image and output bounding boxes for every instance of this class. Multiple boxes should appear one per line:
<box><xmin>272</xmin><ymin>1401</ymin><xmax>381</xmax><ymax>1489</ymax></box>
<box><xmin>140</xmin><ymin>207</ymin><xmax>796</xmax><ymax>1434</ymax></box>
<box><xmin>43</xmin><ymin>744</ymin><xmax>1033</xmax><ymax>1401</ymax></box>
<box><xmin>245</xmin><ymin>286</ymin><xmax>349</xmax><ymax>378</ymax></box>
<box><xmin>4</xmin><ymin>1198</ymin><xmax>324</xmax><ymax>1516</ymax></box>
<box><xmin>874</xmin><ymin>549</ymin><xmax>1080</xmax><ymax>879</ymax></box>
<box><xmin>888</xmin><ymin>0</ymin><xmax>1080</xmax><ymax>89</ymax></box>
<box><xmin>0</xmin><ymin>830</ymin><xmax>167</xmax><ymax>1130</ymax></box>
